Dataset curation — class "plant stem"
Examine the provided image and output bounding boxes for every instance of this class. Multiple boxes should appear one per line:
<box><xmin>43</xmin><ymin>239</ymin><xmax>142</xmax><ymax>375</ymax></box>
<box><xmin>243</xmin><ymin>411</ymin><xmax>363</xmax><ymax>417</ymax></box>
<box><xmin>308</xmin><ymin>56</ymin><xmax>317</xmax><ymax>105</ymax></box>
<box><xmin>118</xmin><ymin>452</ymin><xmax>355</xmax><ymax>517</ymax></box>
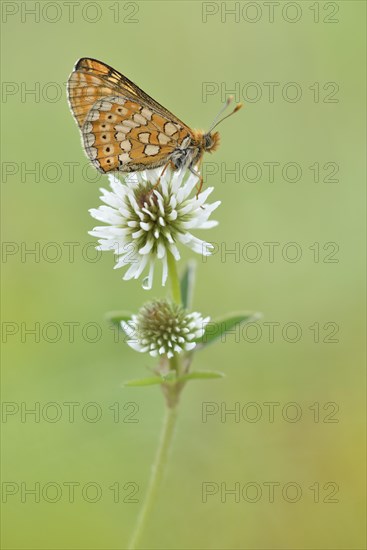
<box><xmin>128</xmin><ymin>405</ymin><xmax>178</xmax><ymax>549</ymax></box>
<box><xmin>128</xmin><ymin>253</ymin><xmax>181</xmax><ymax>547</ymax></box>
<box><xmin>167</xmin><ymin>251</ymin><xmax>181</xmax><ymax>305</ymax></box>
<box><xmin>167</xmin><ymin>252</ymin><xmax>183</xmax><ymax>376</ymax></box>
<box><xmin>169</xmin><ymin>353</ymin><xmax>180</xmax><ymax>375</ymax></box>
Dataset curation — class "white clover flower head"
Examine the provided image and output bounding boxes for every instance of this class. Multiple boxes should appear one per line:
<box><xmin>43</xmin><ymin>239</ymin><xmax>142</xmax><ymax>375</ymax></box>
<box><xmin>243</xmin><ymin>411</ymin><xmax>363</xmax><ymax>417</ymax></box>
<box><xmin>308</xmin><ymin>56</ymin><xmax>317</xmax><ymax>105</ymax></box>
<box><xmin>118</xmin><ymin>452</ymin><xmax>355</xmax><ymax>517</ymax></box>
<box><xmin>89</xmin><ymin>167</ymin><xmax>220</xmax><ymax>289</ymax></box>
<box><xmin>121</xmin><ymin>299</ymin><xmax>210</xmax><ymax>358</ymax></box>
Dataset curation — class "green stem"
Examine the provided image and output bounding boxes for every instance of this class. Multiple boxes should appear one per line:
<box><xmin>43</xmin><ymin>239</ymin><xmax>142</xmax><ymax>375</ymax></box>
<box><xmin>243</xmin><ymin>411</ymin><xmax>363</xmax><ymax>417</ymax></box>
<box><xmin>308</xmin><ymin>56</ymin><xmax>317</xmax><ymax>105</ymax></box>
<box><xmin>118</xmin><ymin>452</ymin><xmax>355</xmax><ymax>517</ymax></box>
<box><xmin>167</xmin><ymin>251</ymin><xmax>181</xmax><ymax>305</ymax></box>
<box><xmin>128</xmin><ymin>406</ymin><xmax>178</xmax><ymax>549</ymax></box>
<box><xmin>129</xmin><ymin>252</ymin><xmax>182</xmax><ymax>547</ymax></box>
<box><xmin>169</xmin><ymin>353</ymin><xmax>180</xmax><ymax>375</ymax></box>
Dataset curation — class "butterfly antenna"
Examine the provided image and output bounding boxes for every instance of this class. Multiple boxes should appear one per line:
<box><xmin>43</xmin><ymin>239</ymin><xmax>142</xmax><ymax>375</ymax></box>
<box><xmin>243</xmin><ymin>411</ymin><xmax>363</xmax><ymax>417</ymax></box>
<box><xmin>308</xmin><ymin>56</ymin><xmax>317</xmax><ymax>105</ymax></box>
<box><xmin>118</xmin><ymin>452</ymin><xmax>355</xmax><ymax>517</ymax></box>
<box><xmin>208</xmin><ymin>96</ymin><xmax>243</xmax><ymax>133</ymax></box>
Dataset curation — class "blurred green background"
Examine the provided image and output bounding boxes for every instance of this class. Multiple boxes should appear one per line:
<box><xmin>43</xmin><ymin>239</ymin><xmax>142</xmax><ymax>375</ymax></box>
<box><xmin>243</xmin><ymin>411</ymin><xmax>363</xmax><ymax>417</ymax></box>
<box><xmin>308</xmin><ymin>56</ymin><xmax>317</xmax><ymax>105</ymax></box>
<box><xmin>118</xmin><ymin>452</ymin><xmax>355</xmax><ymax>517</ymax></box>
<box><xmin>1</xmin><ymin>1</ymin><xmax>365</xmax><ymax>548</ymax></box>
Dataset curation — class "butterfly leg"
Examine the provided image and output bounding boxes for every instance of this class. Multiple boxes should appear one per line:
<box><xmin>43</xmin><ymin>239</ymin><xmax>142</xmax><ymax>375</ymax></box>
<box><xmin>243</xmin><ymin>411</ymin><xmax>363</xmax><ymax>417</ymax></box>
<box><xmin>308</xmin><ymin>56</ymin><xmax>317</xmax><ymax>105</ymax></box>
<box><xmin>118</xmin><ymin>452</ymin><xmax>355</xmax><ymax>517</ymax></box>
<box><xmin>190</xmin><ymin>159</ymin><xmax>204</xmax><ymax>199</ymax></box>
<box><xmin>154</xmin><ymin>161</ymin><xmax>173</xmax><ymax>188</ymax></box>
<box><xmin>147</xmin><ymin>161</ymin><xmax>174</xmax><ymax>200</ymax></box>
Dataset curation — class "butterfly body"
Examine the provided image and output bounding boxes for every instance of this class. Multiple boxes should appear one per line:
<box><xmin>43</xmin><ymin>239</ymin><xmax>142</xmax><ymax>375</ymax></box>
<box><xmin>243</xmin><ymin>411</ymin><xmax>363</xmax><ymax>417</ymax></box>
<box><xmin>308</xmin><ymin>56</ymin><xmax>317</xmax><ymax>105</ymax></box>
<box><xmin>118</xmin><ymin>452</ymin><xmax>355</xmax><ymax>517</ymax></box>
<box><xmin>67</xmin><ymin>58</ymin><xmax>238</xmax><ymax>177</ymax></box>
<box><xmin>168</xmin><ymin>130</ymin><xmax>220</xmax><ymax>172</ymax></box>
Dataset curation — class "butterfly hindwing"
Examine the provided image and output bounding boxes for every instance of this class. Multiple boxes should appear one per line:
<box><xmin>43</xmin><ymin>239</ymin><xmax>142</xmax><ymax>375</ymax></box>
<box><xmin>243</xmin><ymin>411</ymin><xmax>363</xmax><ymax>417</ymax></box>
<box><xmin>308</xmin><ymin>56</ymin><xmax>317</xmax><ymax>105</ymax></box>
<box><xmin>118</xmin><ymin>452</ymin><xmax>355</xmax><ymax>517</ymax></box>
<box><xmin>67</xmin><ymin>58</ymin><xmax>192</xmax><ymax>173</ymax></box>
<box><xmin>81</xmin><ymin>96</ymin><xmax>188</xmax><ymax>173</ymax></box>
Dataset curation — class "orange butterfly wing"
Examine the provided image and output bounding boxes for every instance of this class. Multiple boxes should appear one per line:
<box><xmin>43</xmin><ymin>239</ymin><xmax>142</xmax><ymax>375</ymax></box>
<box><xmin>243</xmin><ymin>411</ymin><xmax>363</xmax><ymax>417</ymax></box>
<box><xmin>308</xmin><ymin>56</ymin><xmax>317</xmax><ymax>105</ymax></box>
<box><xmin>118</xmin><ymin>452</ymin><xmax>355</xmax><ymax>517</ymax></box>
<box><xmin>67</xmin><ymin>58</ymin><xmax>193</xmax><ymax>173</ymax></box>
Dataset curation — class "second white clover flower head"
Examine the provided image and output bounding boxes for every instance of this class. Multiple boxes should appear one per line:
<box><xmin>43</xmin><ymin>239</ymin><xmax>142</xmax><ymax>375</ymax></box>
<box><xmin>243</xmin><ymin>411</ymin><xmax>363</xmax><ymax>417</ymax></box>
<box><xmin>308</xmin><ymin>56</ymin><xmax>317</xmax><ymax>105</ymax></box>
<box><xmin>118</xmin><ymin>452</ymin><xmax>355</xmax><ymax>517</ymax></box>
<box><xmin>89</xmin><ymin>167</ymin><xmax>220</xmax><ymax>289</ymax></box>
<box><xmin>121</xmin><ymin>299</ymin><xmax>210</xmax><ymax>358</ymax></box>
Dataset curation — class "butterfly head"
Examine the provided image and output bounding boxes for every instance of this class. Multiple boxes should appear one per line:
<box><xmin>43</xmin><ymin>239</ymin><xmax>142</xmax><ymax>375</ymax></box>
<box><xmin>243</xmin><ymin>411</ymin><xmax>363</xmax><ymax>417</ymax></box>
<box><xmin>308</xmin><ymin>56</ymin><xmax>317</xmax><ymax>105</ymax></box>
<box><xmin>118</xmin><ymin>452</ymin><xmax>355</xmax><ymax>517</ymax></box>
<box><xmin>193</xmin><ymin>130</ymin><xmax>221</xmax><ymax>153</ymax></box>
<box><xmin>203</xmin><ymin>131</ymin><xmax>220</xmax><ymax>152</ymax></box>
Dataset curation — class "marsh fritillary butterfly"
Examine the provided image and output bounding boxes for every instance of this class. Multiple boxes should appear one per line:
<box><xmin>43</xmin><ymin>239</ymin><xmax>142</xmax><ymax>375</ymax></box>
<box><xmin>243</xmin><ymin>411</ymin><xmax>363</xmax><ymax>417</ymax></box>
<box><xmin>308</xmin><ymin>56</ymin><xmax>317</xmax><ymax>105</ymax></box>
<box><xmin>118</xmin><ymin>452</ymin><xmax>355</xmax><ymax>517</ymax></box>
<box><xmin>67</xmin><ymin>58</ymin><xmax>242</xmax><ymax>182</ymax></box>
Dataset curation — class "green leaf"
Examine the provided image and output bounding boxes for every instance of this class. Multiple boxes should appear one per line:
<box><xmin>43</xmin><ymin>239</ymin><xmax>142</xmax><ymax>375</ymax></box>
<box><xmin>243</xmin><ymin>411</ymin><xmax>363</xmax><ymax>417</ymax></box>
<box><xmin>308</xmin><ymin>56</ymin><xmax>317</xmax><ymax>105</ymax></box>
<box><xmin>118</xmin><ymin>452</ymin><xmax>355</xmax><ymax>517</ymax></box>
<box><xmin>105</xmin><ymin>310</ymin><xmax>133</xmax><ymax>327</ymax></box>
<box><xmin>196</xmin><ymin>312</ymin><xmax>262</xmax><ymax>349</ymax></box>
<box><xmin>180</xmin><ymin>260</ymin><xmax>196</xmax><ymax>309</ymax></box>
<box><xmin>179</xmin><ymin>370</ymin><xmax>225</xmax><ymax>382</ymax></box>
<box><xmin>123</xmin><ymin>373</ymin><xmax>176</xmax><ymax>387</ymax></box>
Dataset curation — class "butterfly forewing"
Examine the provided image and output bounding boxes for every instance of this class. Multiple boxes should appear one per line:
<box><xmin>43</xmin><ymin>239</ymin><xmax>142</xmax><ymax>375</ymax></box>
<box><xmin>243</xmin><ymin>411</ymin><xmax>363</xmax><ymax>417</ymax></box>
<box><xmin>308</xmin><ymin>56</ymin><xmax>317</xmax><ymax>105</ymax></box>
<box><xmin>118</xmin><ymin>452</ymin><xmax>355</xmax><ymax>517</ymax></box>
<box><xmin>67</xmin><ymin>58</ymin><xmax>193</xmax><ymax>173</ymax></box>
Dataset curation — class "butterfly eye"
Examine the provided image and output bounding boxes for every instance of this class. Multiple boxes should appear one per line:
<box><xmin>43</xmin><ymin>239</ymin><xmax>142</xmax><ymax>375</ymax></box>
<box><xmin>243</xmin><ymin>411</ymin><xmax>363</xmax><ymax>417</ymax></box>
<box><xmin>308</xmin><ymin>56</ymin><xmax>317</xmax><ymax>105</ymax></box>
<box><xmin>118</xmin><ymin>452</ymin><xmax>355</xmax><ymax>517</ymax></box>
<box><xmin>204</xmin><ymin>134</ymin><xmax>213</xmax><ymax>149</ymax></box>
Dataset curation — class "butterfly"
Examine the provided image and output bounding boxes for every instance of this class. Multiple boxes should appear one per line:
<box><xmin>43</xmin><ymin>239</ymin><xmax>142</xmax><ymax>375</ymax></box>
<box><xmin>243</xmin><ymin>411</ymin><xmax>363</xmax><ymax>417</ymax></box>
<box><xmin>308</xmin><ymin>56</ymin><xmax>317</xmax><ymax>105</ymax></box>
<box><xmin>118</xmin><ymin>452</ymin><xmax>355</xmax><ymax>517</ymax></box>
<box><xmin>67</xmin><ymin>57</ymin><xmax>242</xmax><ymax>184</ymax></box>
